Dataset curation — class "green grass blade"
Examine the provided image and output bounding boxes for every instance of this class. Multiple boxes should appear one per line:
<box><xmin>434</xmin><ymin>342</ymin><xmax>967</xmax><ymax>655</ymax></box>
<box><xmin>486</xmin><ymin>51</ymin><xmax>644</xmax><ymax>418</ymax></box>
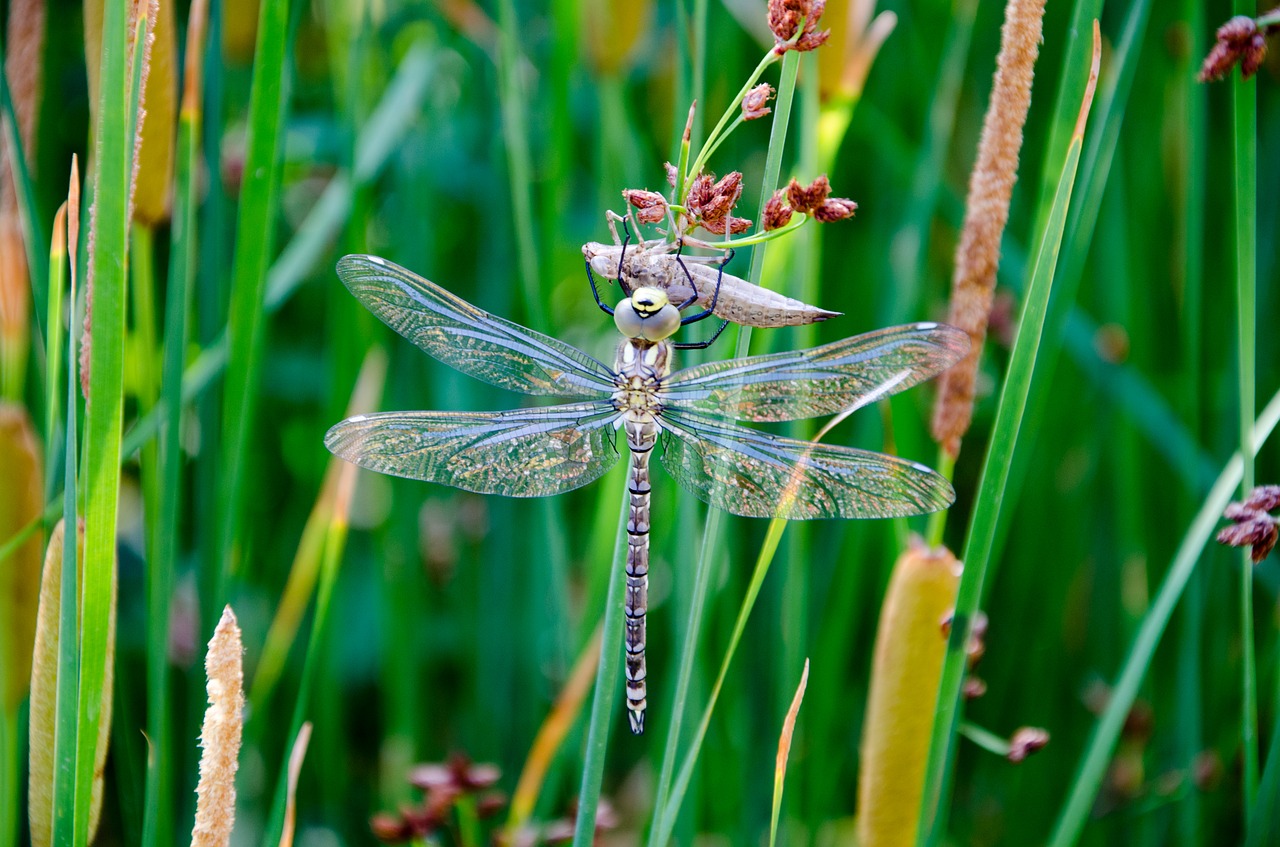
<box><xmin>570</xmin><ymin>487</ymin><xmax>629</xmax><ymax>847</ymax></box>
<box><xmin>43</xmin><ymin>206</ymin><xmax>67</xmax><ymax>500</ymax></box>
<box><xmin>648</xmin><ymin>47</ymin><xmax>802</xmax><ymax>847</ymax></box>
<box><xmin>919</xmin><ymin>26</ymin><xmax>1101</xmax><ymax>846</ymax></box>
<box><xmin>215</xmin><ymin>0</ymin><xmax>294</xmax><ymax>613</ymax></box>
<box><xmin>1231</xmin><ymin>8</ymin><xmax>1259</xmax><ymax>808</ymax></box>
<box><xmin>74</xmin><ymin>2</ymin><xmax>134</xmax><ymax>842</ymax></box>
<box><xmin>1048</xmin><ymin>387</ymin><xmax>1280</xmax><ymax>847</ymax></box>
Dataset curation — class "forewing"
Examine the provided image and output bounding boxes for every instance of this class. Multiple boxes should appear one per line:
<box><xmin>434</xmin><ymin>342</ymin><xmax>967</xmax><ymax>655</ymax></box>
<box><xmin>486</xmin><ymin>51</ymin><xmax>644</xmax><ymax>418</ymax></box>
<box><xmin>662</xmin><ymin>323</ymin><xmax>968</xmax><ymax>421</ymax></box>
<box><xmin>658</xmin><ymin>410</ymin><xmax>954</xmax><ymax>519</ymax></box>
<box><xmin>337</xmin><ymin>254</ymin><xmax>617</xmax><ymax>396</ymax></box>
<box><xmin>325</xmin><ymin>403</ymin><xmax>621</xmax><ymax>497</ymax></box>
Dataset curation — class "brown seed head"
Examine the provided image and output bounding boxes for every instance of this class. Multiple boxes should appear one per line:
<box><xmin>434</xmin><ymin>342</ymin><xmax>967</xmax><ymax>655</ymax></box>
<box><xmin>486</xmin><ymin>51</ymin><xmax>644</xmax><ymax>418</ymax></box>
<box><xmin>623</xmin><ymin>189</ymin><xmax>668</xmax><ymax>224</ymax></box>
<box><xmin>813</xmin><ymin>196</ymin><xmax>858</xmax><ymax>222</ymax></box>
<box><xmin>1198</xmin><ymin>15</ymin><xmax>1265</xmax><ymax>81</ymax></box>
<box><xmin>742</xmin><ymin>83</ymin><xmax>775</xmax><ymax>120</ymax></box>
<box><xmin>1007</xmin><ymin>727</ymin><xmax>1050</xmax><ymax>762</ymax></box>
<box><xmin>664</xmin><ymin>161</ymin><xmax>678</xmax><ymax>187</ymax></box>
<box><xmin>1245</xmin><ymin>485</ymin><xmax>1280</xmax><ymax>511</ymax></box>
<box><xmin>763</xmin><ymin>190</ymin><xmax>793</xmax><ymax>230</ymax></box>
<box><xmin>701</xmin><ymin>215</ymin><xmax>751</xmax><ymax>235</ymax></box>
<box><xmin>768</xmin><ymin>0</ymin><xmax>831</xmax><ymax>53</ymax></box>
<box><xmin>786</xmin><ymin>175</ymin><xmax>831</xmax><ymax>213</ymax></box>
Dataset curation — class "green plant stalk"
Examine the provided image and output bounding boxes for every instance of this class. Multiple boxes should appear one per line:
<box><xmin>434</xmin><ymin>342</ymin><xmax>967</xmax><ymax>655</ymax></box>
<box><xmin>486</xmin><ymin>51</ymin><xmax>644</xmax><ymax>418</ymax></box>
<box><xmin>1047</xmin><ymin>387</ymin><xmax>1280</xmax><ymax>847</ymax></box>
<box><xmin>215</xmin><ymin>0</ymin><xmax>293</xmax><ymax>616</ymax></box>
<box><xmin>648</xmin><ymin>48</ymin><xmax>801</xmax><ymax>846</ymax></box>
<box><xmin>685</xmin><ymin>50</ymin><xmax>779</xmax><ymax>188</ymax></box>
<box><xmin>130</xmin><ymin>226</ymin><xmax>161</xmax><ymax>565</ymax></box>
<box><xmin>570</xmin><ymin>487</ymin><xmax>629</xmax><ymax>847</ymax></box>
<box><xmin>1174</xmin><ymin>4</ymin><xmax>1206</xmax><ymax>836</ymax></box>
<box><xmin>45</xmin><ymin>210</ymin><xmax>68</xmax><ymax>504</ymax></box>
<box><xmin>74</xmin><ymin>3</ymin><xmax>135</xmax><ymax>843</ymax></box>
<box><xmin>918</xmin><ymin>37</ymin><xmax>1098</xmax><ymax>842</ymax></box>
<box><xmin>1232</xmin><ymin>13</ymin><xmax>1258</xmax><ymax>809</ymax></box>
<box><xmin>52</xmin><ymin>264</ymin><xmax>82</xmax><ymax>846</ymax></box>
<box><xmin>141</xmin><ymin>72</ymin><xmax>202</xmax><ymax>847</ymax></box>
<box><xmin>496</xmin><ymin>0</ymin><xmax>544</xmax><ymax>329</ymax></box>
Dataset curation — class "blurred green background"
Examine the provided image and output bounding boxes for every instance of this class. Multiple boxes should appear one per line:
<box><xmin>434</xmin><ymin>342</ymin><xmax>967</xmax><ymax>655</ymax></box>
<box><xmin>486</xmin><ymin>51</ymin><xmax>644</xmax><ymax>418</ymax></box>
<box><xmin>4</xmin><ymin>0</ymin><xmax>1280</xmax><ymax>844</ymax></box>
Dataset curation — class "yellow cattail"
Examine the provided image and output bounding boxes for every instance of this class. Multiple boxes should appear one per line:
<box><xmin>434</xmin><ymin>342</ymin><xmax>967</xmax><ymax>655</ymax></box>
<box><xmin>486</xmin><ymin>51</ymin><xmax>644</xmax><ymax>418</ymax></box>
<box><xmin>0</xmin><ymin>403</ymin><xmax>42</xmax><ymax>710</ymax></box>
<box><xmin>133</xmin><ymin>0</ymin><xmax>177</xmax><ymax>226</ymax></box>
<box><xmin>27</xmin><ymin>518</ymin><xmax>117</xmax><ymax>847</ymax></box>
<box><xmin>191</xmin><ymin>606</ymin><xmax>245</xmax><ymax>847</ymax></box>
<box><xmin>222</xmin><ymin>0</ymin><xmax>260</xmax><ymax>64</ymax></box>
<box><xmin>857</xmin><ymin>542</ymin><xmax>960</xmax><ymax>847</ymax></box>
<box><xmin>930</xmin><ymin>0</ymin><xmax>1046</xmax><ymax>458</ymax></box>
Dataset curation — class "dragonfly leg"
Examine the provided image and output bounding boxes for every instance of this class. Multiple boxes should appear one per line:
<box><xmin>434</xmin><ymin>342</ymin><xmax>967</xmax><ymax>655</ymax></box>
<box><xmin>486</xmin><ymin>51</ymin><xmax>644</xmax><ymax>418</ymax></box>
<box><xmin>672</xmin><ymin>318</ymin><xmax>729</xmax><ymax>350</ymax></box>
<box><xmin>616</xmin><ymin>217</ymin><xmax>635</xmax><ymax>296</ymax></box>
<box><xmin>585</xmin><ymin>260</ymin><xmax>615</xmax><ymax>317</ymax></box>
<box><xmin>676</xmin><ymin>245</ymin><xmax>731</xmax><ymax>326</ymax></box>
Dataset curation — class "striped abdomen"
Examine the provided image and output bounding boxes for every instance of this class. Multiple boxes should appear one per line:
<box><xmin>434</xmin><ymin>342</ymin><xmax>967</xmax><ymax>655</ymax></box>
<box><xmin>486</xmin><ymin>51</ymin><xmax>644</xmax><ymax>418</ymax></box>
<box><xmin>624</xmin><ymin>421</ymin><xmax>657</xmax><ymax>734</ymax></box>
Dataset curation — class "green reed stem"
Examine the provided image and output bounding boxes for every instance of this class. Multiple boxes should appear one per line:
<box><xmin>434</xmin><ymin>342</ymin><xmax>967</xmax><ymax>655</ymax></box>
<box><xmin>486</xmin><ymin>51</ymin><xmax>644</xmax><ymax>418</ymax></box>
<box><xmin>648</xmin><ymin>47</ymin><xmax>801</xmax><ymax>847</ymax></box>
<box><xmin>919</xmin><ymin>30</ymin><xmax>1099</xmax><ymax>843</ymax></box>
<box><xmin>215</xmin><ymin>0</ymin><xmax>293</xmax><ymax>617</ymax></box>
<box><xmin>571</xmin><ymin>487</ymin><xmax>629</xmax><ymax>847</ymax></box>
<box><xmin>1232</xmin><ymin>15</ymin><xmax>1259</xmax><ymax>809</ymax></box>
<box><xmin>1048</xmin><ymin>387</ymin><xmax>1280</xmax><ymax>847</ymax></box>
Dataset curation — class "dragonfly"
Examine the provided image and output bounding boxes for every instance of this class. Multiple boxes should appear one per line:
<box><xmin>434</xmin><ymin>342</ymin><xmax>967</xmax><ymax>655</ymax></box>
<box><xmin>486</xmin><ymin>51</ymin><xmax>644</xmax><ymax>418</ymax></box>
<box><xmin>325</xmin><ymin>253</ymin><xmax>967</xmax><ymax>733</ymax></box>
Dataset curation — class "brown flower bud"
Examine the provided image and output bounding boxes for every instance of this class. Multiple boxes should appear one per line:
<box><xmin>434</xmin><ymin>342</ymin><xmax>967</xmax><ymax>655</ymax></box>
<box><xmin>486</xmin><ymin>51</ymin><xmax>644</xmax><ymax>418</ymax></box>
<box><xmin>763</xmin><ymin>189</ymin><xmax>793</xmax><ymax>230</ymax></box>
<box><xmin>813</xmin><ymin>197</ymin><xmax>859</xmax><ymax>222</ymax></box>
<box><xmin>962</xmin><ymin>677</ymin><xmax>987</xmax><ymax>699</ymax></box>
<box><xmin>786</xmin><ymin>175</ymin><xmax>831</xmax><ymax>213</ymax></box>
<box><xmin>664</xmin><ymin>161</ymin><xmax>678</xmax><ymax>187</ymax></box>
<box><xmin>1245</xmin><ymin>485</ymin><xmax>1280</xmax><ymax>511</ymax></box>
<box><xmin>686</xmin><ymin>171</ymin><xmax>744</xmax><ymax>225</ymax></box>
<box><xmin>1007</xmin><ymin>727</ymin><xmax>1050</xmax><ymax>763</ymax></box>
<box><xmin>742</xmin><ymin>83</ymin><xmax>774</xmax><ymax>120</ymax></box>
<box><xmin>1241</xmin><ymin>33</ymin><xmax>1268</xmax><ymax>78</ymax></box>
<box><xmin>1198</xmin><ymin>15</ymin><xmax>1264</xmax><ymax>81</ymax></box>
<box><xmin>685</xmin><ymin>173</ymin><xmax>715</xmax><ymax>216</ymax></box>
<box><xmin>702</xmin><ymin>215</ymin><xmax>751</xmax><ymax>235</ymax></box>
<box><xmin>623</xmin><ymin>189</ymin><xmax>668</xmax><ymax>224</ymax></box>
<box><xmin>768</xmin><ymin>0</ymin><xmax>830</xmax><ymax>54</ymax></box>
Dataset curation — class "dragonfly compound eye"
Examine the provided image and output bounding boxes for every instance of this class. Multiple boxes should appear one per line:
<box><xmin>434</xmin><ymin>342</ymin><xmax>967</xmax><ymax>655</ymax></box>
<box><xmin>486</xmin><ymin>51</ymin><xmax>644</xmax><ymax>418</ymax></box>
<box><xmin>614</xmin><ymin>294</ymin><xmax>681</xmax><ymax>341</ymax></box>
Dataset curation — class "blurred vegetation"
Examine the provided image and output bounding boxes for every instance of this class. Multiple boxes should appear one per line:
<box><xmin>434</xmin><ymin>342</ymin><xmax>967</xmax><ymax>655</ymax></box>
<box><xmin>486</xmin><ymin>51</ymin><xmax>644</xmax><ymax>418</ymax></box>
<box><xmin>0</xmin><ymin>0</ymin><xmax>1277</xmax><ymax>844</ymax></box>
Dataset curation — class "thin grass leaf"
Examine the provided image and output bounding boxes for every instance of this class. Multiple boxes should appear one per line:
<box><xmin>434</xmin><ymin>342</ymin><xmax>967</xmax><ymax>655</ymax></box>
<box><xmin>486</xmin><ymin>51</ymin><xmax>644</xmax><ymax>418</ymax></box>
<box><xmin>215</xmin><ymin>0</ymin><xmax>294</xmax><ymax>613</ymax></box>
<box><xmin>142</xmin><ymin>3</ymin><xmax>208</xmax><ymax>842</ymax></box>
<box><xmin>1231</xmin><ymin>0</ymin><xmax>1259</xmax><ymax>807</ymax></box>
<box><xmin>769</xmin><ymin>659</ymin><xmax>809</xmax><ymax>847</ymax></box>
<box><xmin>504</xmin><ymin>625</ymin><xmax>603</xmax><ymax>840</ymax></box>
<box><xmin>918</xmin><ymin>23</ymin><xmax>1102</xmax><ymax>847</ymax></box>
<box><xmin>277</xmin><ymin>723</ymin><xmax>312</xmax><ymax>847</ymax></box>
<box><xmin>75</xmin><ymin>0</ymin><xmax>134</xmax><ymax>840</ymax></box>
<box><xmin>647</xmin><ymin>47</ymin><xmax>802</xmax><ymax>847</ymax></box>
<box><xmin>1047</xmin><ymin>386</ymin><xmax>1280</xmax><ymax>846</ymax></box>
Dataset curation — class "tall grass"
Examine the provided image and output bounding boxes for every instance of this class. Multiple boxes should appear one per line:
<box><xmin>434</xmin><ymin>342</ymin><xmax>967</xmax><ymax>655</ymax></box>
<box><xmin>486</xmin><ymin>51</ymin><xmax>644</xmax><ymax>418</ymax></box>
<box><xmin>0</xmin><ymin>0</ymin><xmax>1276</xmax><ymax>845</ymax></box>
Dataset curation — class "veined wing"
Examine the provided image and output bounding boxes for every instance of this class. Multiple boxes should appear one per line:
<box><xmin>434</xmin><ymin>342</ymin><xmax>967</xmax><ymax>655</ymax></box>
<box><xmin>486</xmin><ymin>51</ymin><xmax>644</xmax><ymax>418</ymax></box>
<box><xmin>658</xmin><ymin>409</ymin><xmax>953</xmax><ymax>519</ymax></box>
<box><xmin>325</xmin><ymin>403</ymin><xmax>621</xmax><ymax>497</ymax></box>
<box><xmin>662</xmin><ymin>323</ymin><xmax>968</xmax><ymax>422</ymax></box>
<box><xmin>338</xmin><ymin>255</ymin><xmax>617</xmax><ymax>397</ymax></box>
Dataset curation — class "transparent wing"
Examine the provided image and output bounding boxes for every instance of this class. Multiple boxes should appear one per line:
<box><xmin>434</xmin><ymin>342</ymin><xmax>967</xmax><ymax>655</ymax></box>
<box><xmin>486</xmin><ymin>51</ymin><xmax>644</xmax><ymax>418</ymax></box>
<box><xmin>662</xmin><ymin>323</ymin><xmax>968</xmax><ymax>421</ymax></box>
<box><xmin>325</xmin><ymin>403</ymin><xmax>621</xmax><ymax>497</ymax></box>
<box><xmin>338</xmin><ymin>254</ymin><xmax>617</xmax><ymax>397</ymax></box>
<box><xmin>658</xmin><ymin>409</ymin><xmax>954</xmax><ymax>519</ymax></box>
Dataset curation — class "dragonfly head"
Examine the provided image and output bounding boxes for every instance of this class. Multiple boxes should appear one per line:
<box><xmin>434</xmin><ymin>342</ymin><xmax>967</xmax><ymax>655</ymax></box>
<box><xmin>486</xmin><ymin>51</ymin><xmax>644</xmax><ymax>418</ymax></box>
<box><xmin>615</xmin><ymin>286</ymin><xmax>681</xmax><ymax>341</ymax></box>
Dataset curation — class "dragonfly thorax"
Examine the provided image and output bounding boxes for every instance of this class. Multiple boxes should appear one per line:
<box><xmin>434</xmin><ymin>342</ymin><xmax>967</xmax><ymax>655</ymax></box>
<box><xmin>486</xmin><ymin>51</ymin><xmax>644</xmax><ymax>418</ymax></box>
<box><xmin>614</xmin><ymin>287</ymin><xmax>681</xmax><ymax>342</ymax></box>
<box><xmin>612</xmin><ymin>338</ymin><xmax>672</xmax><ymax>422</ymax></box>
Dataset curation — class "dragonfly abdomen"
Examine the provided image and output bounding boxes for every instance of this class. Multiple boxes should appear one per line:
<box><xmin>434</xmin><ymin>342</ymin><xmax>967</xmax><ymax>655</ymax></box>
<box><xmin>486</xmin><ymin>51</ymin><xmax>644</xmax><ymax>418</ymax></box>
<box><xmin>624</xmin><ymin>420</ymin><xmax>658</xmax><ymax>734</ymax></box>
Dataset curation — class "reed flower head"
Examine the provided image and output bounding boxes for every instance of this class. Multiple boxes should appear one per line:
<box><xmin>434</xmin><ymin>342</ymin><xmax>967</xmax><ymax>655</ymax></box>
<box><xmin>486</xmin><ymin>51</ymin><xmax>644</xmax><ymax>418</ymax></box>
<box><xmin>768</xmin><ymin>0</ymin><xmax>831</xmax><ymax>53</ymax></box>
<box><xmin>1217</xmin><ymin>485</ymin><xmax>1280</xmax><ymax>563</ymax></box>
<box><xmin>191</xmin><ymin>606</ymin><xmax>245</xmax><ymax>847</ymax></box>
<box><xmin>622</xmin><ymin>189</ymin><xmax>668</xmax><ymax>224</ymax></box>
<box><xmin>1198</xmin><ymin>13</ymin><xmax>1277</xmax><ymax>82</ymax></box>
<box><xmin>1007</xmin><ymin>727</ymin><xmax>1050</xmax><ymax>762</ymax></box>
<box><xmin>742</xmin><ymin>83</ymin><xmax>775</xmax><ymax>120</ymax></box>
<box><xmin>763</xmin><ymin>189</ymin><xmax>793</xmax><ymax>230</ymax></box>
